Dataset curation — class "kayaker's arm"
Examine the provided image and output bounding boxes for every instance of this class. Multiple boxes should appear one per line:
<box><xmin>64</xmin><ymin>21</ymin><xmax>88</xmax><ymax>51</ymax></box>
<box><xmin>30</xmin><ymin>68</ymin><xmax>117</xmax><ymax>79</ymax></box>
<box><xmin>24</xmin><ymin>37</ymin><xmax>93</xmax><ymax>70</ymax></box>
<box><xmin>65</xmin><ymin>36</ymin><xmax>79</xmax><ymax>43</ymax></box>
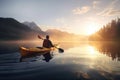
<box><xmin>49</xmin><ymin>40</ymin><xmax>54</xmax><ymax>47</ymax></box>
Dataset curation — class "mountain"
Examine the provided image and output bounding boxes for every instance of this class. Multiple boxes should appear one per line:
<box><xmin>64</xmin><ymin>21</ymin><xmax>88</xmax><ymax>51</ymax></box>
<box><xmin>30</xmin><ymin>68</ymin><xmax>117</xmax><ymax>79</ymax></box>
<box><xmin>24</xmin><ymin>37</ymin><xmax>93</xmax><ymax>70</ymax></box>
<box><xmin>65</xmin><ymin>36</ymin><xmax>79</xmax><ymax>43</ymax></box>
<box><xmin>0</xmin><ymin>17</ymin><xmax>39</xmax><ymax>40</ymax></box>
<box><xmin>0</xmin><ymin>17</ymin><xmax>87</xmax><ymax>41</ymax></box>
<box><xmin>46</xmin><ymin>29</ymin><xmax>87</xmax><ymax>41</ymax></box>
<box><xmin>22</xmin><ymin>21</ymin><xmax>44</xmax><ymax>33</ymax></box>
<box><xmin>22</xmin><ymin>22</ymin><xmax>87</xmax><ymax>41</ymax></box>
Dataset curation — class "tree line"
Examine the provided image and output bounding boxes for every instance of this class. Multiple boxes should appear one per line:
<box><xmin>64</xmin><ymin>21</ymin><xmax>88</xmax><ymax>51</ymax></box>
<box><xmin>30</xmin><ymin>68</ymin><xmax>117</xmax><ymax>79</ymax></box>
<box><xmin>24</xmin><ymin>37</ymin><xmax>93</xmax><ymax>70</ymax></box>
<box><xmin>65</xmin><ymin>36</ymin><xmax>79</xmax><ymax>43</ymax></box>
<box><xmin>89</xmin><ymin>18</ymin><xmax>120</xmax><ymax>41</ymax></box>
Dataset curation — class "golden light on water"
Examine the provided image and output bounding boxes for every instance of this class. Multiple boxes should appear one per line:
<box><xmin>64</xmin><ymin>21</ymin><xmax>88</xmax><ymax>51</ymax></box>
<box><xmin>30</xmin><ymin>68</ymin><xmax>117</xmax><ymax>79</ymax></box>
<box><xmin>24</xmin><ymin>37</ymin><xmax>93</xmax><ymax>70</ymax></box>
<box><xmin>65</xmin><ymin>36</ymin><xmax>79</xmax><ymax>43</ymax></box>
<box><xmin>86</xmin><ymin>46</ymin><xmax>99</xmax><ymax>58</ymax></box>
<box><xmin>88</xmin><ymin>46</ymin><xmax>95</xmax><ymax>55</ymax></box>
<box><xmin>65</xmin><ymin>44</ymin><xmax>99</xmax><ymax>58</ymax></box>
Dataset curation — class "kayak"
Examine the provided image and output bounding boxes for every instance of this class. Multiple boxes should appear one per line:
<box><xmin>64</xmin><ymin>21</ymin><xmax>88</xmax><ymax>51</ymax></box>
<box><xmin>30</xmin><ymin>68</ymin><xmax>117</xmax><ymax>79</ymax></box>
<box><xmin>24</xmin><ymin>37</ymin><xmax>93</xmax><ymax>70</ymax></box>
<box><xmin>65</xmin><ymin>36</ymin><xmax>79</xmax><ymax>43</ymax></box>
<box><xmin>20</xmin><ymin>47</ymin><xmax>55</xmax><ymax>57</ymax></box>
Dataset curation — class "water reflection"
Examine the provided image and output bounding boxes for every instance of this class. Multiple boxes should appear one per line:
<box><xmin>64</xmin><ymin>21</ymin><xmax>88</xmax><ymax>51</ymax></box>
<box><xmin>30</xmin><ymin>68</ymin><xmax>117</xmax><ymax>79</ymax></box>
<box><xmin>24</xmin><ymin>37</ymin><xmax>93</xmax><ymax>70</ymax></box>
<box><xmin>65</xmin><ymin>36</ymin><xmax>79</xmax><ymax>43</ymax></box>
<box><xmin>43</xmin><ymin>52</ymin><xmax>53</xmax><ymax>62</ymax></box>
<box><xmin>54</xmin><ymin>44</ymin><xmax>120</xmax><ymax>80</ymax></box>
<box><xmin>20</xmin><ymin>51</ymin><xmax>54</xmax><ymax>62</ymax></box>
<box><xmin>0</xmin><ymin>41</ymin><xmax>120</xmax><ymax>80</ymax></box>
<box><xmin>0</xmin><ymin>41</ymin><xmax>42</xmax><ymax>54</ymax></box>
<box><xmin>89</xmin><ymin>41</ymin><xmax>120</xmax><ymax>61</ymax></box>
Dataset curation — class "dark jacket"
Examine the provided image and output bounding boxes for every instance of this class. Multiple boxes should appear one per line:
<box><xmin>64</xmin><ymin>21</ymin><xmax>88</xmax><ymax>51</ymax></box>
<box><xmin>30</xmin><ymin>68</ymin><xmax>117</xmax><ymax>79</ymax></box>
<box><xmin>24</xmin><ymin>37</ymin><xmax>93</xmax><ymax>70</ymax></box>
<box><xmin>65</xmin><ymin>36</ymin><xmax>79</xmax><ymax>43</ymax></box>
<box><xmin>43</xmin><ymin>39</ymin><xmax>54</xmax><ymax>48</ymax></box>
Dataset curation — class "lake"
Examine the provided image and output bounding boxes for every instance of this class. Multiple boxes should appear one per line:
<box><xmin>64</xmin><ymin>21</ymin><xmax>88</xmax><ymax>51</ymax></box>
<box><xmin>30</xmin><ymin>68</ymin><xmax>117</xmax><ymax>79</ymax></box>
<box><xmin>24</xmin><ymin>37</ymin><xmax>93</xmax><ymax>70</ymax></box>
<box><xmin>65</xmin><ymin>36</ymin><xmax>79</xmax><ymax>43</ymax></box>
<box><xmin>0</xmin><ymin>41</ymin><xmax>120</xmax><ymax>80</ymax></box>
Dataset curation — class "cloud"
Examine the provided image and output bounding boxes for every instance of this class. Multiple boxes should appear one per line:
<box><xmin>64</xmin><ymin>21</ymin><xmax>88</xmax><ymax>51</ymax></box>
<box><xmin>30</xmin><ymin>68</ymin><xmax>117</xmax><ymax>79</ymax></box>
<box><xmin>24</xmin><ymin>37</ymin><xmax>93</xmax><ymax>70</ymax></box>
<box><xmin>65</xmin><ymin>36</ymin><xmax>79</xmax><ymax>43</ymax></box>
<box><xmin>93</xmin><ymin>1</ymin><xmax>100</xmax><ymax>9</ymax></box>
<box><xmin>97</xmin><ymin>0</ymin><xmax>120</xmax><ymax>16</ymax></box>
<box><xmin>72</xmin><ymin>6</ymin><xmax>90</xmax><ymax>15</ymax></box>
<box><xmin>98</xmin><ymin>8</ymin><xmax>120</xmax><ymax>16</ymax></box>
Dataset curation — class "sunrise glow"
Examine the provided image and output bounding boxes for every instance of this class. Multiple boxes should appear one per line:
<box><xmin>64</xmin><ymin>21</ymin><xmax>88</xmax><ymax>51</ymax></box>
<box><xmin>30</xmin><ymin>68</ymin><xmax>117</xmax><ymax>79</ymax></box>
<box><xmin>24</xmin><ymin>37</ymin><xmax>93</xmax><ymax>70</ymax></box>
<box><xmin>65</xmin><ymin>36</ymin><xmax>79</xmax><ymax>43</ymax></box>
<box><xmin>86</xmin><ymin>22</ymin><xmax>99</xmax><ymax>35</ymax></box>
<box><xmin>0</xmin><ymin>0</ymin><xmax>119</xmax><ymax>35</ymax></box>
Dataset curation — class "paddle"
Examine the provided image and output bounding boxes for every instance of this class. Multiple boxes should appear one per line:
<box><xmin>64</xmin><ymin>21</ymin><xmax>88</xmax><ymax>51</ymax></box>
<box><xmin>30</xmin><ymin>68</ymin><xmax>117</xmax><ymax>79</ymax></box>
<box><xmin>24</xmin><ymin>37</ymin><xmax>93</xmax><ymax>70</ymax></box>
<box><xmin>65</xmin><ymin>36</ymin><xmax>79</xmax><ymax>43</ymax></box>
<box><xmin>38</xmin><ymin>35</ymin><xmax>64</xmax><ymax>53</ymax></box>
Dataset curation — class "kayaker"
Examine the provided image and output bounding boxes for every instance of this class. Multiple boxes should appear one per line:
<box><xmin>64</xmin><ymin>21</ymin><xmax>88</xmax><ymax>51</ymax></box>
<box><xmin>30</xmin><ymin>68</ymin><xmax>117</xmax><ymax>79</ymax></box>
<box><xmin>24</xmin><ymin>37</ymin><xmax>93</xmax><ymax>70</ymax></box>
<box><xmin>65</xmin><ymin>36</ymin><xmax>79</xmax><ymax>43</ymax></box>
<box><xmin>42</xmin><ymin>35</ymin><xmax>54</xmax><ymax>48</ymax></box>
<box><xmin>38</xmin><ymin>35</ymin><xmax>64</xmax><ymax>53</ymax></box>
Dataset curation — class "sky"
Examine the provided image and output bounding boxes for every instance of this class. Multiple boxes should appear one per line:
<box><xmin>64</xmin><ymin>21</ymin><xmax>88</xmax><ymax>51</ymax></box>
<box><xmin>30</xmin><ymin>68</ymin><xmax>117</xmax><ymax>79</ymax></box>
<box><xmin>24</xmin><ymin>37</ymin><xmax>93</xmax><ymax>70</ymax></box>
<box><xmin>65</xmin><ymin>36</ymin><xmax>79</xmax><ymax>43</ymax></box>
<box><xmin>0</xmin><ymin>0</ymin><xmax>120</xmax><ymax>35</ymax></box>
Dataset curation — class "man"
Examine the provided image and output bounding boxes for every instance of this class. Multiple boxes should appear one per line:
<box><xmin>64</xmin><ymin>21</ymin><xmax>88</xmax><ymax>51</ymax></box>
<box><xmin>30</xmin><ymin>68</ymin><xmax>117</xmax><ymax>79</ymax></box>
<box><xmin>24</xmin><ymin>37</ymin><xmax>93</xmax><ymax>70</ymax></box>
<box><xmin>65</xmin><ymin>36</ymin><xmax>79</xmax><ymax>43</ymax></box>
<box><xmin>42</xmin><ymin>35</ymin><xmax>54</xmax><ymax>48</ymax></box>
<box><xmin>39</xmin><ymin>35</ymin><xmax>54</xmax><ymax>48</ymax></box>
<box><xmin>38</xmin><ymin>35</ymin><xmax>64</xmax><ymax>53</ymax></box>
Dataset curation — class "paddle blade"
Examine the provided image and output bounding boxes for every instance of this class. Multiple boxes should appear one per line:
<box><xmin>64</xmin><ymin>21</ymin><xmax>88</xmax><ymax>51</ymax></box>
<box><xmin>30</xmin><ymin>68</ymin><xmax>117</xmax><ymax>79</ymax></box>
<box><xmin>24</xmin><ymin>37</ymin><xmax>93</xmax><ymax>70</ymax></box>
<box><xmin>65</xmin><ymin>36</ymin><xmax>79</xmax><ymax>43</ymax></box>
<box><xmin>38</xmin><ymin>35</ymin><xmax>43</xmax><ymax>40</ymax></box>
<box><xmin>58</xmin><ymin>48</ymin><xmax>64</xmax><ymax>53</ymax></box>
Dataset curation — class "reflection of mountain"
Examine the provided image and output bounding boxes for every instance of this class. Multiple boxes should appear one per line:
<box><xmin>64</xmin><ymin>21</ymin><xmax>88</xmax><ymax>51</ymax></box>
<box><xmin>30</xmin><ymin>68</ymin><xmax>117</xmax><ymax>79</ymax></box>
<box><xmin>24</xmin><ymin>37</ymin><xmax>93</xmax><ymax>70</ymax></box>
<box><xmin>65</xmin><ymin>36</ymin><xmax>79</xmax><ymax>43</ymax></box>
<box><xmin>0</xmin><ymin>17</ymin><xmax>87</xmax><ymax>41</ymax></box>
<box><xmin>89</xmin><ymin>41</ymin><xmax>120</xmax><ymax>61</ymax></box>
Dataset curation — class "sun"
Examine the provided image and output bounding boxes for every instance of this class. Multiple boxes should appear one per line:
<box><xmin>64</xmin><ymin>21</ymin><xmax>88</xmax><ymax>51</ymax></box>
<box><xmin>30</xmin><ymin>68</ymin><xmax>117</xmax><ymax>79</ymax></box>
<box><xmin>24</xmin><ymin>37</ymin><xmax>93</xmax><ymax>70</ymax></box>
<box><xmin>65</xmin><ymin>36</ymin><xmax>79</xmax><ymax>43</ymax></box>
<box><xmin>86</xmin><ymin>22</ymin><xmax>99</xmax><ymax>35</ymax></box>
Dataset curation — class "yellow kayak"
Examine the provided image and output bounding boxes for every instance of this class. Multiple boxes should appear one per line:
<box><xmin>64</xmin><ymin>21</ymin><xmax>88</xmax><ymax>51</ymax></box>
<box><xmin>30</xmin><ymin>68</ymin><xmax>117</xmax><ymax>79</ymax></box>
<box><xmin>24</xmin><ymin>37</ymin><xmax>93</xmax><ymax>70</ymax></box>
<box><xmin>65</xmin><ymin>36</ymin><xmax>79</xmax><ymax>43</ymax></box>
<box><xmin>20</xmin><ymin>47</ymin><xmax>55</xmax><ymax>57</ymax></box>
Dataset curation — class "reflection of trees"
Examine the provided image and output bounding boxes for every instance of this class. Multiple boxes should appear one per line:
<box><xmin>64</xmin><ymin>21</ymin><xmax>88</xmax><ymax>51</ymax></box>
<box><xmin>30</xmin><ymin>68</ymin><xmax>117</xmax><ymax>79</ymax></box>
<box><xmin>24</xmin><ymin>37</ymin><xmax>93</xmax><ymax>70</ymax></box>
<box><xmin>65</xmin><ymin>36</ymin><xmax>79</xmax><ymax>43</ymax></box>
<box><xmin>89</xmin><ymin>41</ymin><xmax>120</xmax><ymax>61</ymax></box>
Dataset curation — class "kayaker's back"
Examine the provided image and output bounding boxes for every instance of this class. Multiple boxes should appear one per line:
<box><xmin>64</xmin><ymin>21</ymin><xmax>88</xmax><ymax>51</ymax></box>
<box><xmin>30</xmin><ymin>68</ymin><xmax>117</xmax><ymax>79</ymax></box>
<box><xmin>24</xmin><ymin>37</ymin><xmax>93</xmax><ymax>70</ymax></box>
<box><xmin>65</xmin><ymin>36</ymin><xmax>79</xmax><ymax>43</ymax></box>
<box><xmin>43</xmin><ymin>39</ymin><xmax>54</xmax><ymax>48</ymax></box>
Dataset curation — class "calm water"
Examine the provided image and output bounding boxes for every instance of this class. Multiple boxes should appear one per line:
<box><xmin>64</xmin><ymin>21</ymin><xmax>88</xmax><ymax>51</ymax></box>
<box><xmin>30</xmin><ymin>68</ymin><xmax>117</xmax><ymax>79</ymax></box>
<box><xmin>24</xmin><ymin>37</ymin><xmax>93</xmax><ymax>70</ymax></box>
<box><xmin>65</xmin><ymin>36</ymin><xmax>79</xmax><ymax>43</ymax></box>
<box><xmin>0</xmin><ymin>41</ymin><xmax>120</xmax><ymax>80</ymax></box>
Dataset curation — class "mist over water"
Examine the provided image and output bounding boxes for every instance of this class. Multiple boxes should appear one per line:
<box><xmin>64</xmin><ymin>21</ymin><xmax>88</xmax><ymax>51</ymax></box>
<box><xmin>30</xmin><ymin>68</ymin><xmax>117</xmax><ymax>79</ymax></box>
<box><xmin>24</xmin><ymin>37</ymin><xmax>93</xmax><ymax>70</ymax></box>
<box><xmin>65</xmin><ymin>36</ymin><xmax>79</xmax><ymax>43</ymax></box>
<box><xmin>0</xmin><ymin>41</ymin><xmax>120</xmax><ymax>80</ymax></box>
